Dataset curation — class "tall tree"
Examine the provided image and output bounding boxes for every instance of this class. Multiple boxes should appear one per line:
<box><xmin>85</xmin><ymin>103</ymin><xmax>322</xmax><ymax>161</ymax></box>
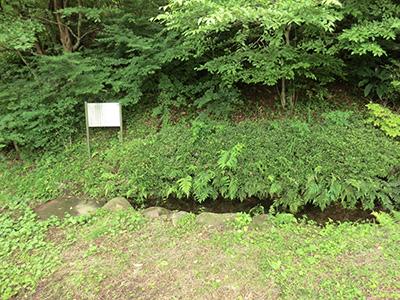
<box><xmin>156</xmin><ymin>0</ymin><xmax>344</xmax><ymax>108</ymax></box>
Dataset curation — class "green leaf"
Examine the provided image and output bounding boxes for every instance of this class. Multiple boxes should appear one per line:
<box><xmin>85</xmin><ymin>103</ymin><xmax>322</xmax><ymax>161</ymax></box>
<box><xmin>177</xmin><ymin>176</ymin><xmax>193</xmax><ymax>197</ymax></box>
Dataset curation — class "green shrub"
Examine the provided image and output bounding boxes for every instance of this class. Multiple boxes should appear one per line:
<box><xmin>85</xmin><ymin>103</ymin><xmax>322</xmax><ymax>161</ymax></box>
<box><xmin>0</xmin><ymin>54</ymin><xmax>111</xmax><ymax>152</ymax></box>
<box><xmin>112</xmin><ymin>119</ymin><xmax>400</xmax><ymax>212</ymax></box>
<box><xmin>367</xmin><ymin>103</ymin><xmax>400</xmax><ymax>139</ymax></box>
<box><xmin>156</xmin><ymin>0</ymin><xmax>344</xmax><ymax>108</ymax></box>
<box><xmin>3</xmin><ymin>114</ymin><xmax>399</xmax><ymax>212</ymax></box>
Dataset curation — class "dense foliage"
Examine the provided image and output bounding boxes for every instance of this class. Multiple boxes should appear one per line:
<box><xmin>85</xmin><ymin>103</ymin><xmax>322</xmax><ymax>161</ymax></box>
<box><xmin>2</xmin><ymin>2</ymin><xmax>400</xmax><ymax>295</ymax></box>
<box><xmin>1</xmin><ymin>0</ymin><xmax>400</xmax><ymax>151</ymax></box>
<box><xmin>1</xmin><ymin>0</ymin><xmax>400</xmax><ymax>212</ymax></box>
<box><xmin>114</xmin><ymin>117</ymin><xmax>400</xmax><ymax>212</ymax></box>
<box><xmin>2</xmin><ymin>113</ymin><xmax>399</xmax><ymax>212</ymax></box>
<box><xmin>367</xmin><ymin>103</ymin><xmax>400</xmax><ymax>138</ymax></box>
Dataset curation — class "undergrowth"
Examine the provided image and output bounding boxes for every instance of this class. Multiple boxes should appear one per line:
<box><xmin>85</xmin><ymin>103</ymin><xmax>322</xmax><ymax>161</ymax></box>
<box><xmin>1</xmin><ymin>110</ymin><xmax>399</xmax><ymax>212</ymax></box>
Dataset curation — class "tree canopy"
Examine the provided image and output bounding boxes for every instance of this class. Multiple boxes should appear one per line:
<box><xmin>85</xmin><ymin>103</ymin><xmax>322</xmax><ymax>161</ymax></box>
<box><xmin>0</xmin><ymin>0</ymin><xmax>399</xmax><ymax>150</ymax></box>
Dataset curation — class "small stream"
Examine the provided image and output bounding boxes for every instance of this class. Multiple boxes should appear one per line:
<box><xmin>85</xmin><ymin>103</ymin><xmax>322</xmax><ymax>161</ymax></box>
<box><xmin>35</xmin><ymin>195</ymin><xmax>375</xmax><ymax>224</ymax></box>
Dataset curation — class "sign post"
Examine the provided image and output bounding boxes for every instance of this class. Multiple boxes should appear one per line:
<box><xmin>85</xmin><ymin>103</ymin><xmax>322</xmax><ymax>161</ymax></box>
<box><xmin>85</xmin><ymin>102</ymin><xmax>123</xmax><ymax>158</ymax></box>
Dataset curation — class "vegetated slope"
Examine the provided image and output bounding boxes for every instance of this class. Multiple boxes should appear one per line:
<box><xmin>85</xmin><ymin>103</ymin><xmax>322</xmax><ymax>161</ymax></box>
<box><xmin>1</xmin><ymin>111</ymin><xmax>399</xmax><ymax>212</ymax></box>
<box><xmin>1</xmin><ymin>1</ymin><xmax>399</xmax><ymax>153</ymax></box>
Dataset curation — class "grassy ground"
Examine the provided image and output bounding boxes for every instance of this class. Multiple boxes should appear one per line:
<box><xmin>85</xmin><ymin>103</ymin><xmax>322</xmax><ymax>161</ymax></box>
<box><xmin>1</xmin><ymin>194</ymin><xmax>400</xmax><ymax>300</ymax></box>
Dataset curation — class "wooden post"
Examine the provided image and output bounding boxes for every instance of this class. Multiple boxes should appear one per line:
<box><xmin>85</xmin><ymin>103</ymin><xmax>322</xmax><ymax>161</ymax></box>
<box><xmin>85</xmin><ymin>102</ymin><xmax>91</xmax><ymax>158</ymax></box>
<box><xmin>119</xmin><ymin>103</ymin><xmax>123</xmax><ymax>143</ymax></box>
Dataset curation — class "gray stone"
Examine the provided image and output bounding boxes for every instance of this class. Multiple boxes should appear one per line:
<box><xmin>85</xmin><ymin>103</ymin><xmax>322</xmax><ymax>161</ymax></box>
<box><xmin>170</xmin><ymin>211</ymin><xmax>190</xmax><ymax>226</ymax></box>
<box><xmin>75</xmin><ymin>203</ymin><xmax>99</xmax><ymax>216</ymax></box>
<box><xmin>103</xmin><ymin>197</ymin><xmax>133</xmax><ymax>212</ymax></box>
<box><xmin>250</xmin><ymin>214</ymin><xmax>269</xmax><ymax>229</ymax></box>
<box><xmin>35</xmin><ymin>197</ymin><xmax>101</xmax><ymax>220</ymax></box>
<box><xmin>196</xmin><ymin>212</ymin><xmax>237</xmax><ymax>226</ymax></box>
<box><xmin>142</xmin><ymin>207</ymin><xmax>171</xmax><ymax>219</ymax></box>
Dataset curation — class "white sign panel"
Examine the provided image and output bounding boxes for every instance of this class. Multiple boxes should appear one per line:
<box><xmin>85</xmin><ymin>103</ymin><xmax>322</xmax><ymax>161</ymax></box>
<box><xmin>87</xmin><ymin>103</ymin><xmax>121</xmax><ymax>127</ymax></box>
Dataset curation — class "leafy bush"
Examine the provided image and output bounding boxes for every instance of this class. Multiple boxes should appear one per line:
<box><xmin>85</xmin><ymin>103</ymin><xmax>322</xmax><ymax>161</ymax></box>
<box><xmin>2</xmin><ymin>115</ymin><xmax>400</xmax><ymax>212</ymax></box>
<box><xmin>113</xmin><ymin>118</ymin><xmax>400</xmax><ymax>212</ymax></box>
<box><xmin>358</xmin><ymin>66</ymin><xmax>393</xmax><ymax>99</ymax></box>
<box><xmin>0</xmin><ymin>54</ymin><xmax>111</xmax><ymax>152</ymax></box>
<box><xmin>339</xmin><ymin>1</ymin><xmax>400</xmax><ymax>102</ymax></box>
<box><xmin>367</xmin><ymin>103</ymin><xmax>400</xmax><ymax>138</ymax></box>
<box><xmin>156</xmin><ymin>0</ymin><xmax>344</xmax><ymax>108</ymax></box>
<box><xmin>1</xmin><ymin>0</ymin><xmax>400</xmax><ymax>152</ymax></box>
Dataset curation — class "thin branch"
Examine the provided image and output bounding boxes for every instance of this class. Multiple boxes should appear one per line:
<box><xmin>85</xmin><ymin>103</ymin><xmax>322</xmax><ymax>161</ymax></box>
<box><xmin>77</xmin><ymin>0</ymin><xmax>83</xmax><ymax>39</ymax></box>
<box><xmin>16</xmin><ymin>50</ymin><xmax>38</xmax><ymax>80</ymax></box>
<box><xmin>34</xmin><ymin>15</ymin><xmax>77</xmax><ymax>39</ymax></box>
<box><xmin>34</xmin><ymin>14</ymin><xmax>95</xmax><ymax>52</ymax></box>
<box><xmin>73</xmin><ymin>29</ymin><xmax>97</xmax><ymax>51</ymax></box>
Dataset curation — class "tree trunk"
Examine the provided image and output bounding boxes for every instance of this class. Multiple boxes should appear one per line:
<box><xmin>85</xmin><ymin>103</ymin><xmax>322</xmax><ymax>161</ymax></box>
<box><xmin>281</xmin><ymin>25</ymin><xmax>292</xmax><ymax>109</ymax></box>
<box><xmin>53</xmin><ymin>0</ymin><xmax>73</xmax><ymax>52</ymax></box>
<box><xmin>281</xmin><ymin>78</ymin><xmax>287</xmax><ymax>109</ymax></box>
<box><xmin>72</xmin><ymin>0</ymin><xmax>83</xmax><ymax>51</ymax></box>
<box><xmin>34</xmin><ymin>39</ymin><xmax>45</xmax><ymax>55</ymax></box>
<box><xmin>13</xmin><ymin>141</ymin><xmax>21</xmax><ymax>160</ymax></box>
<box><xmin>16</xmin><ymin>50</ymin><xmax>38</xmax><ymax>79</ymax></box>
